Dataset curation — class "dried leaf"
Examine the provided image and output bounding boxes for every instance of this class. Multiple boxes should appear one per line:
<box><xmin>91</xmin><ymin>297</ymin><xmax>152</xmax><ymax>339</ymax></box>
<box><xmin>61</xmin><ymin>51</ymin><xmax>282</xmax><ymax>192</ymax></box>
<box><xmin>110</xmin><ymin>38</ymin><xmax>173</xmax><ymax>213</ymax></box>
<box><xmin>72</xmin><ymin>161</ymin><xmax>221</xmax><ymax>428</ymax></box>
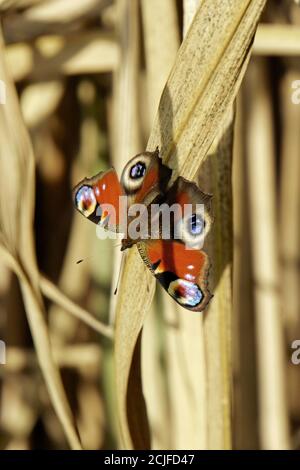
<box><xmin>114</xmin><ymin>0</ymin><xmax>267</xmax><ymax>450</ymax></box>
<box><xmin>0</xmin><ymin>30</ymin><xmax>82</xmax><ymax>449</ymax></box>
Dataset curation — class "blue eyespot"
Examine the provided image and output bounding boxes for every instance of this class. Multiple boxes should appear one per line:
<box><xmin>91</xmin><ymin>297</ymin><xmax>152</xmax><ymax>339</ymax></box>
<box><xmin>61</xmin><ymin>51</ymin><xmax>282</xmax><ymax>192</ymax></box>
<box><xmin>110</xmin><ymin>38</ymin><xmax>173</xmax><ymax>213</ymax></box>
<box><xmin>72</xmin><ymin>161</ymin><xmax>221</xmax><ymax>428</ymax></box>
<box><xmin>188</xmin><ymin>213</ymin><xmax>204</xmax><ymax>236</ymax></box>
<box><xmin>130</xmin><ymin>162</ymin><xmax>146</xmax><ymax>179</ymax></box>
<box><xmin>168</xmin><ymin>279</ymin><xmax>203</xmax><ymax>307</ymax></box>
<box><xmin>75</xmin><ymin>186</ymin><xmax>96</xmax><ymax>217</ymax></box>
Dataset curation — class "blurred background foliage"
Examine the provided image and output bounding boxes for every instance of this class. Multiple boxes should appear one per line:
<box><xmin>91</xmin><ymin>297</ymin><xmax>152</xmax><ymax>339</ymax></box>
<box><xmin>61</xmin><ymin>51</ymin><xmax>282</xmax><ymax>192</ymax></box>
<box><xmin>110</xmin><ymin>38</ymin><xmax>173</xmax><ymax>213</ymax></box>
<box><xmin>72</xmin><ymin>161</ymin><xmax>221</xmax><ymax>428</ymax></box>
<box><xmin>0</xmin><ymin>0</ymin><xmax>299</xmax><ymax>450</ymax></box>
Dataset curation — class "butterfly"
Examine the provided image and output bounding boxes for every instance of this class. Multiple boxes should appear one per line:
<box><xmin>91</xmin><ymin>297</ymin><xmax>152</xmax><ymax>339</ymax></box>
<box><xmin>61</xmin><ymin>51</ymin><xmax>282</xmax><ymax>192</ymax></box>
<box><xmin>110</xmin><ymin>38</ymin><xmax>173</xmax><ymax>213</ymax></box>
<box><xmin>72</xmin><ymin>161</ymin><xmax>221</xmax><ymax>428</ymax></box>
<box><xmin>73</xmin><ymin>148</ymin><xmax>213</xmax><ymax>311</ymax></box>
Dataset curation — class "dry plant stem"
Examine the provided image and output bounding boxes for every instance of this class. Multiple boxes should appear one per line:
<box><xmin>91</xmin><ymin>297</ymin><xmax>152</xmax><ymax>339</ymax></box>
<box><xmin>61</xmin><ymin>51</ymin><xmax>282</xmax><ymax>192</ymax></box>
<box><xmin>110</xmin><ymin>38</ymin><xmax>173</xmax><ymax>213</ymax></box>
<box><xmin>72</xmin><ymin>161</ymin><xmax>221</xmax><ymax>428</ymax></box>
<box><xmin>197</xmin><ymin>109</ymin><xmax>234</xmax><ymax>449</ymax></box>
<box><xmin>141</xmin><ymin>0</ymin><xmax>180</xmax><ymax>123</ymax></box>
<box><xmin>0</xmin><ymin>33</ymin><xmax>82</xmax><ymax>449</ymax></box>
<box><xmin>0</xmin><ymin>249</ymin><xmax>82</xmax><ymax>449</ymax></box>
<box><xmin>0</xmin><ymin>0</ymin><xmax>46</xmax><ymax>11</ymax></box>
<box><xmin>161</xmin><ymin>0</ymin><xmax>208</xmax><ymax>450</ymax></box>
<box><xmin>254</xmin><ymin>24</ymin><xmax>300</xmax><ymax>55</ymax></box>
<box><xmin>110</xmin><ymin>0</ymin><xmax>141</xmax><ymax>328</ymax></box>
<box><xmin>279</xmin><ymin>71</ymin><xmax>300</xmax><ymax>339</ymax></box>
<box><xmin>0</xmin><ymin>227</ymin><xmax>113</xmax><ymax>339</ymax></box>
<box><xmin>183</xmin><ymin>0</ymin><xmax>202</xmax><ymax>36</ymax></box>
<box><xmin>3</xmin><ymin>0</ymin><xmax>108</xmax><ymax>40</ymax></box>
<box><xmin>141</xmin><ymin>0</ymin><xmax>180</xmax><ymax>450</ymax></box>
<box><xmin>111</xmin><ymin>0</ymin><xmax>145</xmax><ymax>448</ymax></box>
<box><xmin>232</xmin><ymin>98</ymin><xmax>258</xmax><ymax>449</ymax></box>
<box><xmin>40</xmin><ymin>276</ymin><xmax>113</xmax><ymax>339</ymax></box>
<box><xmin>3</xmin><ymin>345</ymin><xmax>101</xmax><ymax>373</ymax></box>
<box><xmin>114</xmin><ymin>0</ymin><xmax>267</xmax><ymax>450</ymax></box>
<box><xmin>244</xmin><ymin>58</ymin><xmax>290</xmax><ymax>450</ymax></box>
<box><xmin>5</xmin><ymin>32</ymin><xmax>118</xmax><ymax>82</ymax></box>
<box><xmin>279</xmin><ymin>71</ymin><xmax>300</xmax><ymax>431</ymax></box>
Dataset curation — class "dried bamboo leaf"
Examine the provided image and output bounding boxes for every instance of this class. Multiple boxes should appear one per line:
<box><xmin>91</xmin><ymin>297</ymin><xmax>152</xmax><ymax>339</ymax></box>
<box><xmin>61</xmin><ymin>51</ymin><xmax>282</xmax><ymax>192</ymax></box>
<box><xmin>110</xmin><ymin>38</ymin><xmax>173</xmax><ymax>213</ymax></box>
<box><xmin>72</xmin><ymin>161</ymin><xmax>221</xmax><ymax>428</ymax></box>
<box><xmin>114</xmin><ymin>0</ymin><xmax>267</xmax><ymax>450</ymax></box>
<box><xmin>140</xmin><ymin>0</ymin><xmax>180</xmax><ymax>450</ymax></box>
<box><xmin>154</xmin><ymin>0</ymin><xmax>208</xmax><ymax>450</ymax></box>
<box><xmin>0</xmin><ymin>30</ymin><xmax>82</xmax><ymax>449</ymax></box>
<box><xmin>183</xmin><ymin>0</ymin><xmax>202</xmax><ymax>36</ymax></box>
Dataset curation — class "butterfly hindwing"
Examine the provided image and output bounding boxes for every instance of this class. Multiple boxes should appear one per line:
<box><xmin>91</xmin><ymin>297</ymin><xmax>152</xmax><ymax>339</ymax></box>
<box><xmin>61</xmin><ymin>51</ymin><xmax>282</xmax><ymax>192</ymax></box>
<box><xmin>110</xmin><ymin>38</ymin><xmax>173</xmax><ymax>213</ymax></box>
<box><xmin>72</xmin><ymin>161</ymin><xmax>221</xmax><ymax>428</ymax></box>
<box><xmin>137</xmin><ymin>239</ymin><xmax>212</xmax><ymax>311</ymax></box>
<box><xmin>163</xmin><ymin>176</ymin><xmax>213</xmax><ymax>250</ymax></box>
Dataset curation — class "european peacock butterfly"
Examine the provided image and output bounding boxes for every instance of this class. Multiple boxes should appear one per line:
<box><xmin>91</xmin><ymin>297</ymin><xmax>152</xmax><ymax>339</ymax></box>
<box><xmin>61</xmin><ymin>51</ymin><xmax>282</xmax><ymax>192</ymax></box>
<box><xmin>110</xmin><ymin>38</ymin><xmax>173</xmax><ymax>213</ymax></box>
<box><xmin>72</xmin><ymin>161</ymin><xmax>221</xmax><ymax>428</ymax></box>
<box><xmin>73</xmin><ymin>148</ymin><xmax>213</xmax><ymax>311</ymax></box>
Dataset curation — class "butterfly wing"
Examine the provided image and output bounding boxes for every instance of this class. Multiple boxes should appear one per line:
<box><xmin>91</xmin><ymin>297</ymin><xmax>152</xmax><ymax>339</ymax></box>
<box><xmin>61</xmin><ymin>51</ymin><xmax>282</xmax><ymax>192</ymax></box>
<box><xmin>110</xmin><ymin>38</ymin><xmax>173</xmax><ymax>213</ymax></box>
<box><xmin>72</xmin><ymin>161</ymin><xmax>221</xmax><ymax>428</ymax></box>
<box><xmin>120</xmin><ymin>148</ymin><xmax>172</xmax><ymax>206</ymax></box>
<box><xmin>73</xmin><ymin>168</ymin><xmax>125</xmax><ymax>232</ymax></box>
<box><xmin>137</xmin><ymin>239</ymin><xmax>212</xmax><ymax>311</ymax></box>
<box><xmin>137</xmin><ymin>176</ymin><xmax>213</xmax><ymax>311</ymax></box>
<box><xmin>163</xmin><ymin>176</ymin><xmax>213</xmax><ymax>250</ymax></box>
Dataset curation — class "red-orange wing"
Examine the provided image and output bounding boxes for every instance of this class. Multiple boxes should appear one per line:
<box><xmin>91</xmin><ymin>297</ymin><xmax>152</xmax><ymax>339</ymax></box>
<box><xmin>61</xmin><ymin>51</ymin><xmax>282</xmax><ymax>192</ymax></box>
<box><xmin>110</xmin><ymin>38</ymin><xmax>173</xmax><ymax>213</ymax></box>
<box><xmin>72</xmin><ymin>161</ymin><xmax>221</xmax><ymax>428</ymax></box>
<box><xmin>137</xmin><ymin>239</ymin><xmax>212</xmax><ymax>312</ymax></box>
<box><xmin>73</xmin><ymin>168</ymin><xmax>125</xmax><ymax>232</ymax></box>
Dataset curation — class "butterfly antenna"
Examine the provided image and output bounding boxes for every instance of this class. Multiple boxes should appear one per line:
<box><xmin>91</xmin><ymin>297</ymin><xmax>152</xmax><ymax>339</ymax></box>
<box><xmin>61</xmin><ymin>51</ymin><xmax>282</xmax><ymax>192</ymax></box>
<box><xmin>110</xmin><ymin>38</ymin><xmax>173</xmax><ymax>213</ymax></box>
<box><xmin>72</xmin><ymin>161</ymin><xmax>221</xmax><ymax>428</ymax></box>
<box><xmin>113</xmin><ymin>251</ymin><xmax>127</xmax><ymax>295</ymax></box>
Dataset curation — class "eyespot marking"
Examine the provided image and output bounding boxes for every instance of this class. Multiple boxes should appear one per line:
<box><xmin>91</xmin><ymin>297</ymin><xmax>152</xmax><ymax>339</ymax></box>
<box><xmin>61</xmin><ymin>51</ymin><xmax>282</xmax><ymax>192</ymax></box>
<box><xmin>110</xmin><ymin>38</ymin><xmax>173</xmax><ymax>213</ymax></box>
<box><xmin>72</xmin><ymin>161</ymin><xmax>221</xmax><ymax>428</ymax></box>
<box><xmin>130</xmin><ymin>161</ymin><xmax>146</xmax><ymax>180</ymax></box>
<box><xmin>168</xmin><ymin>279</ymin><xmax>203</xmax><ymax>307</ymax></box>
<box><xmin>75</xmin><ymin>186</ymin><xmax>97</xmax><ymax>218</ymax></box>
<box><xmin>188</xmin><ymin>213</ymin><xmax>205</xmax><ymax>236</ymax></box>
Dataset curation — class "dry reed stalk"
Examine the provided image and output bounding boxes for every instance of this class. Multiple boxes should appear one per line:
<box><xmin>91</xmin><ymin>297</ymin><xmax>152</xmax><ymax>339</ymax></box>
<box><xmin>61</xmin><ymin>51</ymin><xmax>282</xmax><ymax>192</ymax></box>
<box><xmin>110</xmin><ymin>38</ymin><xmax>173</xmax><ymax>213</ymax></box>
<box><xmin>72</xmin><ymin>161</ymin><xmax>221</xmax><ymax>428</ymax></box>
<box><xmin>1</xmin><ymin>374</ymin><xmax>37</xmax><ymax>445</ymax></box>
<box><xmin>156</xmin><ymin>0</ymin><xmax>208</xmax><ymax>450</ymax></box>
<box><xmin>40</xmin><ymin>276</ymin><xmax>113</xmax><ymax>338</ymax></box>
<box><xmin>141</xmin><ymin>307</ymin><xmax>171</xmax><ymax>449</ymax></box>
<box><xmin>5</xmin><ymin>32</ymin><xmax>118</xmax><ymax>82</ymax></box>
<box><xmin>0</xmin><ymin>0</ymin><xmax>45</xmax><ymax>11</ymax></box>
<box><xmin>20</xmin><ymin>80</ymin><xmax>64</xmax><ymax>128</ymax></box>
<box><xmin>183</xmin><ymin>0</ymin><xmax>202</xmax><ymax>35</ymax></box>
<box><xmin>114</xmin><ymin>0</ymin><xmax>267</xmax><ymax>450</ymax></box>
<box><xmin>109</xmin><ymin>0</ymin><xmax>141</xmax><ymax>328</ymax></box>
<box><xmin>279</xmin><ymin>70</ymin><xmax>300</xmax><ymax>434</ymax></box>
<box><xmin>140</xmin><ymin>0</ymin><xmax>180</xmax><ymax>450</ymax></box>
<box><xmin>232</xmin><ymin>97</ymin><xmax>258</xmax><ymax>449</ymax></box>
<box><xmin>197</xmin><ymin>111</ymin><xmax>233</xmax><ymax>449</ymax></box>
<box><xmin>243</xmin><ymin>58</ymin><xmax>290</xmax><ymax>449</ymax></box>
<box><xmin>2</xmin><ymin>0</ymin><xmax>107</xmax><ymax>41</ymax></box>
<box><xmin>254</xmin><ymin>24</ymin><xmax>300</xmax><ymax>55</ymax></box>
<box><xmin>279</xmin><ymin>70</ymin><xmax>300</xmax><ymax>340</ymax></box>
<box><xmin>0</xmin><ymin>30</ymin><xmax>81</xmax><ymax>449</ymax></box>
<box><xmin>76</xmin><ymin>378</ymin><xmax>105</xmax><ymax>449</ymax></box>
<box><xmin>2</xmin><ymin>344</ymin><xmax>102</xmax><ymax>373</ymax></box>
<box><xmin>141</xmin><ymin>0</ymin><xmax>180</xmax><ymax>124</ymax></box>
<box><xmin>111</xmin><ymin>0</ymin><xmax>146</xmax><ymax>448</ymax></box>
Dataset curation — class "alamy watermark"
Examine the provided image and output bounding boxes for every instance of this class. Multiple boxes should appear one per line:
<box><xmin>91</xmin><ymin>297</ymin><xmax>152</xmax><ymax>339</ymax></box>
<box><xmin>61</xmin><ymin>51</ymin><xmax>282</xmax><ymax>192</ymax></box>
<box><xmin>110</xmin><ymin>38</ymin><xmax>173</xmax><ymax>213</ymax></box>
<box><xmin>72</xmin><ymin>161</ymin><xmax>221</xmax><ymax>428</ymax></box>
<box><xmin>291</xmin><ymin>340</ymin><xmax>300</xmax><ymax>365</ymax></box>
<box><xmin>75</xmin><ymin>185</ymin><xmax>208</xmax><ymax>250</ymax></box>
<box><xmin>291</xmin><ymin>80</ymin><xmax>300</xmax><ymax>105</ymax></box>
<box><xmin>95</xmin><ymin>199</ymin><xmax>206</xmax><ymax>250</ymax></box>
<box><xmin>0</xmin><ymin>79</ymin><xmax>6</xmax><ymax>105</ymax></box>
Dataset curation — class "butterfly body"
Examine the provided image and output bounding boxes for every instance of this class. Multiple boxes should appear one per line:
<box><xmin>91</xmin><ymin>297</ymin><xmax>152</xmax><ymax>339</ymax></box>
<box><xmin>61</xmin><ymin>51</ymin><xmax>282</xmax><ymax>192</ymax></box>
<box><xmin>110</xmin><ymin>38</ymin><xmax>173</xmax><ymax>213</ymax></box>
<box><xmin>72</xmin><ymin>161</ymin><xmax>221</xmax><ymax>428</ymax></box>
<box><xmin>73</xmin><ymin>149</ymin><xmax>213</xmax><ymax>312</ymax></box>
